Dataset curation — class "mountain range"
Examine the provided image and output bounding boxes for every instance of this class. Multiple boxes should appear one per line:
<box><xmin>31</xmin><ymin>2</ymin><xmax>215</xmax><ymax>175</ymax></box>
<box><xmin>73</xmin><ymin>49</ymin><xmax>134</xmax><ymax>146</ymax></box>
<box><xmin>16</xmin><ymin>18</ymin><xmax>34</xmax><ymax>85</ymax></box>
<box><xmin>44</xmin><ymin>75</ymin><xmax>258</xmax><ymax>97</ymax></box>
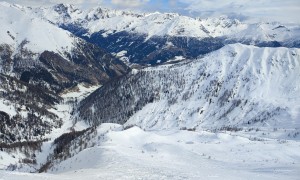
<box><xmin>0</xmin><ymin>2</ymin><xmax>299</xmax><ymax>179</ymax></box>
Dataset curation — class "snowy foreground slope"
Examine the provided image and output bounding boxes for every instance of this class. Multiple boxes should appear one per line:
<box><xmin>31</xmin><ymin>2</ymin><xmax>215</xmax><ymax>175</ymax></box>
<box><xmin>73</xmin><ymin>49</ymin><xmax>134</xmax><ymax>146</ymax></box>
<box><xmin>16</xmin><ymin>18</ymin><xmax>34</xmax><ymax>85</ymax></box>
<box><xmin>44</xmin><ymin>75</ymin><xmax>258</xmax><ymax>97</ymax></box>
<box><xmin>1</xmin><ymin>124</ymin><xmax>300</xmax><ymax>180</ymax></box>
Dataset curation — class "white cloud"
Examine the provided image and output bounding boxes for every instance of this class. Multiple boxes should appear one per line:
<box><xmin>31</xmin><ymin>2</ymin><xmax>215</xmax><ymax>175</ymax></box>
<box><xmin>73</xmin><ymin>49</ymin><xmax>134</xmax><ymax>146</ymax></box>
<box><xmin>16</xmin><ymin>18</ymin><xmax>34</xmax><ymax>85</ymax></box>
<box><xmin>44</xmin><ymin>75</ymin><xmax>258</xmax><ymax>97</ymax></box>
<box><xmin>2</xmin><ymin>0</ymin><xmax>300</xmax><ymax>23</ymax></box>
<box><xmin>1</xmin><ymin>0</ymin><xmax>150</xmax><ymax>9</ymax></box>
<box><xmin>111</xmin><ymin>0</ymin><xmax>150</xmax><ymax>8</ymax></box>
<box><xmin>177</xmin><ymin>0</ymin><xmax>300</xmax><ymax>23</ymax></box>
<box><xmin>1</xmin><ymin>0</ymin><xmax>103</xmax><ymax>8</ymax></box>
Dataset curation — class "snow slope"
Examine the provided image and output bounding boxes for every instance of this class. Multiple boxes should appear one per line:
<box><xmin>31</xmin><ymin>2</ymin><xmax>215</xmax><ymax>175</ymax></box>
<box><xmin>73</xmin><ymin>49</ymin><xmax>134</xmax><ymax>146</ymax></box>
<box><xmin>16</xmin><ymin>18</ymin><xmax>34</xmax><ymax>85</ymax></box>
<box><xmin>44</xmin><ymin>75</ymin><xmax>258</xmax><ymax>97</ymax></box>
<box><xmin>127</xmin><ymin>44</ymin><xmax>300</xmax><ymax>132</ymax></box>
<box><xmin>0</xmin><ymin>2</ymin><xmax>75</xmax><ymax>55</ymax></box>
<box><xmin>77</xmin><ymin>43</ymin><xmax>300</xmax><ymax>140</ymax></box>
<box><xmin>1</xmin><ymin>124</ymin><xmax>300</xmax><ymax>179</ymax></box>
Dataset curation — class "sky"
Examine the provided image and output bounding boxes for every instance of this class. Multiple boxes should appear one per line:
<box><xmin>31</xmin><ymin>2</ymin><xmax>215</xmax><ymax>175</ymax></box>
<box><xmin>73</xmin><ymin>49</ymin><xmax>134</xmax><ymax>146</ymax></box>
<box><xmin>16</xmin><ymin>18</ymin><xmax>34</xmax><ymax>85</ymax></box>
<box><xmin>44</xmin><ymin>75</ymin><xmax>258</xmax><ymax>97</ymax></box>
<box><xmin>2</xmin><ymin>0</ymin><xmax>300</xmax><ymax>23</ymax></box>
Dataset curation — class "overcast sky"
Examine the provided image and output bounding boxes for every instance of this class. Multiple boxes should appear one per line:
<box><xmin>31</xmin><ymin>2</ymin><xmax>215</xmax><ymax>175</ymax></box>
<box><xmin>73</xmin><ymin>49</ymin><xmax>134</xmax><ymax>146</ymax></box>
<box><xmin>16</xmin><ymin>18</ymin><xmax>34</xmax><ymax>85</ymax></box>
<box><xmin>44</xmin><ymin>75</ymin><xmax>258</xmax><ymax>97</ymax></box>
<box><xmin>2</xmin><ymin>0</ymin><xmax>300</xmax><ymax>23</ymax></box>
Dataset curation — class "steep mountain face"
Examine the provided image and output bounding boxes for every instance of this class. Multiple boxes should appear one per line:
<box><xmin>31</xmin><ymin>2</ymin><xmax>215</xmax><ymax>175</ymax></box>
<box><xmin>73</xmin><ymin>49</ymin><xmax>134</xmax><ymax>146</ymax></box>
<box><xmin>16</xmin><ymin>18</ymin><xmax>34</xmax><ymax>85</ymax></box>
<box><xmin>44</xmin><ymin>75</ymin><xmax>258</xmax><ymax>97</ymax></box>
<box><xmin>77</xmin><ymin>44</ymin><xmax>300</xmax><ymax>138</ymax></box>
<box><xmin>0</xmin><ymin>2</ymin><xmax>129</xmax><ymax>144</ymax></box>
<box><xmin>31</xmin><ymin>4</ymin><xmax>300</xmax><ymax>65</ymax></box>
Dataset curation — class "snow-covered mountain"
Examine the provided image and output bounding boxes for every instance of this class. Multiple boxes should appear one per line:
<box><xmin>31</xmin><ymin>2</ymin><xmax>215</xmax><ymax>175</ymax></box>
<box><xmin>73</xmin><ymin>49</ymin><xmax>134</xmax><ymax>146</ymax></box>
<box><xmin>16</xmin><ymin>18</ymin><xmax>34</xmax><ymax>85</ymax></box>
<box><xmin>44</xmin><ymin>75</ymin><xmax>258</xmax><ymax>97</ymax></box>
<box><xmin>0</xmin><ymin>2</ymin><xmax>129</xmax><ymax>144</ymax></box>
<box><xmin>0</xmin><ymin>2</ymin><xmax>128</xmax><ymax>92</ymax></box>
<box><xmin>0</xmin><ymin>2</ymin><xmax>76</xmax><ymax>56</ymax></box>
<box><xmin>77</xmin><ymin>43</ymin><xmax>300</xmax><ymax>139</ymax></box>
<box><xmin>1</xmin><ymin>2</ymin><xmax>299</xmax><ymax>65</ymax></box>
<box><xmin>25</xmin><ymin>3</ymin><xmax>300</xmax><ymax>65</ymax></box>
<box><xmin>1</xmin><ymin>2</ymin><xmax>300</xmax><ymax>179</ymax></box>
<box><xmin>33</xmin><ymin>3</ymin><xmax>300</xmax><ymax>42</ymax></box>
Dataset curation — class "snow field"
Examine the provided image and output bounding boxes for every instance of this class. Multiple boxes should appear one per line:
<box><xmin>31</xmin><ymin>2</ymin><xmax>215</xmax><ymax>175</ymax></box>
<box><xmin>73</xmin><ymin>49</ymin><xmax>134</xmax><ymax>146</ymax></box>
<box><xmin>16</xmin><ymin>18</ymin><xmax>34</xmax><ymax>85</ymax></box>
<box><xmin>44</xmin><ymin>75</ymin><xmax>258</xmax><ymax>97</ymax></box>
<box><xmin>2</xmin><ymin>124</ymin><xmax>299</xmax><ymax>179</ymax></box>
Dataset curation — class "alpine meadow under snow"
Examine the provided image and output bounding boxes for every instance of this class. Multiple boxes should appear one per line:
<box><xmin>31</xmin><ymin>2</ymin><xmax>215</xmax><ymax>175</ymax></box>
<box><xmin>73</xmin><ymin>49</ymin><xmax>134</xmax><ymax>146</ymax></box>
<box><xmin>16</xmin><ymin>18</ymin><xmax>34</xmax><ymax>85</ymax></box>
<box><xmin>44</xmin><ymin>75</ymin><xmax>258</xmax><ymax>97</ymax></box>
<box><xmin>0</xmin><ymin>1</ymin><xmax>300</xmax><ymax>180</ymax></box>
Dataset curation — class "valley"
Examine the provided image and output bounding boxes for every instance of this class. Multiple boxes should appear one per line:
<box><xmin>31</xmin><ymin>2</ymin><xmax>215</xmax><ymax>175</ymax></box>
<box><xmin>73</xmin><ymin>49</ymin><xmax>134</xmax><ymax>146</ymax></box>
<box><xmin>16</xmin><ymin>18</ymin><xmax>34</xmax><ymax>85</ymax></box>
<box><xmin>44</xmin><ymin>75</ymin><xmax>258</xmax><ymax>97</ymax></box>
<box><xmin>0</xmin><ymin>1</ymin><xmax>299</xmax><ymax>179</ymax></box>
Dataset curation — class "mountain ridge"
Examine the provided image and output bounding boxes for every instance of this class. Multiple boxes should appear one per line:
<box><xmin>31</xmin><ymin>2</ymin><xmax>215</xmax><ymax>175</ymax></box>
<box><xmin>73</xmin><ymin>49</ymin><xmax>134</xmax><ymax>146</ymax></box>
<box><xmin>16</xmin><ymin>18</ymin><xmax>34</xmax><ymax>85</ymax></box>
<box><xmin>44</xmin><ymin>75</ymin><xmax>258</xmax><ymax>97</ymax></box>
<box><xmin>76</xmin><ymin>43</ymin><xmax>300</xmax><ymax>140</ymax></box>
<box><xmin>31</xmin><ymin>3</ymin><xmax>300</xmax><ymax>41</ymax></box>
<box><xmin>2</xmin><ymin>2</ymin><xmax>299</xmax><ymax>66</ymax></box>
<box><xmin>32</xmin><ymin>3</ymin><xmax>300</xmax><ymax>65</ymax></box>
